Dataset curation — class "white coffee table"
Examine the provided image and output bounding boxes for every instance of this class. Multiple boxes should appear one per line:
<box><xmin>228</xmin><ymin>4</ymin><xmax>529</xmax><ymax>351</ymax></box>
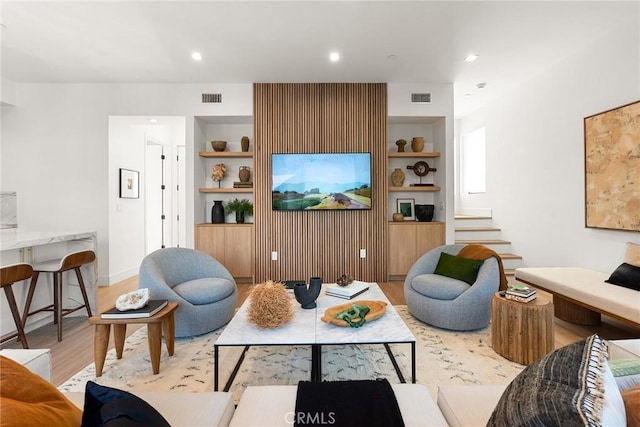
<box><xmin>214</xmin><ymin>282</ymin><xmax>416</xmax><ymax>391</ymax></box>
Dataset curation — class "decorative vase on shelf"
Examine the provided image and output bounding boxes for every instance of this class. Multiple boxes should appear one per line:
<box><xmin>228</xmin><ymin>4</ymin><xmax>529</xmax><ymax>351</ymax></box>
<box><xmin>411</xmin><ymin>137</ymin><xmax>424</xmax><ymax>153</ymax></box>
<box><xmin>392</xmin><ymin>212</ymin><xmax>405</xmax><ymax>222</ymax></box>
<box><xmin>395</xmin><ymin>139</ymin><xmax>407</xmax><ymax>152</ymax></box>
<box><xmin>235</xmin><ymin>211</ymin><xmax>245</xmax><ymax>224</ymax></box>
<box><xmin>211</xmin><ymin>201</ymin><xmax>225</xmax><ymax>224</ymax></box>
<box><xmin>415</xmin><ymin>204</ymin><xmax>435</xmax><ymax>222</ymax></box>
<box><xmin>294</xmin><ymin>277</ymin><xmax>322</xmax><ymax>309</ymax></box>
<box><xmin>241</xmin><ymin>136</ymin><xmax>250</xmax><ymax>152</ymax></box>
<box><xmin>391</xmin><ymin>168</ymin><xmax>405</xmax><ymax>187</ymax></box>
<box><xmin>239</xmin><ymin>166</ymin><xmax>250</xmax><ymax>183</ymax></box>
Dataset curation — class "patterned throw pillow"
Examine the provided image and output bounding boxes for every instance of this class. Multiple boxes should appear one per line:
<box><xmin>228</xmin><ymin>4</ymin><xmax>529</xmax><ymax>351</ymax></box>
<box><xmin>487</xmin><ymin>335</ymin><xmax>625</xmax><ymax>427</ymax></box>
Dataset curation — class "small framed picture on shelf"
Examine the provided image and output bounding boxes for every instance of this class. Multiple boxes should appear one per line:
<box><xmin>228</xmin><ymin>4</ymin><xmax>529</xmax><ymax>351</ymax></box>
<box><xmin>119</xmin><ymin>168</ymin><xmax>140</xmax><ymax>199</ymax></box>
<box><xmin>397</xmin><ymin>198</ymin><xmax>415</xmax><ymax>221</ymax></box>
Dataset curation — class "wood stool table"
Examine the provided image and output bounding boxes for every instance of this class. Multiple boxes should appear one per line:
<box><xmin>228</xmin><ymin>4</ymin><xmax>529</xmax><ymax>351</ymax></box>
<box><xmin>491</xmin><ymin>293</ymin><xmax>554</xmax><ymax>365</ymax></box>
<box><xmin>88</xmin><ymin>301</ymin><xmax>178</xmax><ymax>376</ymax></box>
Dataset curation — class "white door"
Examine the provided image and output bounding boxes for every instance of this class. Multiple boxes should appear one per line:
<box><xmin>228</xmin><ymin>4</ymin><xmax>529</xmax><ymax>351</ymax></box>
<box><xmin>145</xmin><ymin>141</ymin><xmax>165</xmax><ymax>253</ymax></box>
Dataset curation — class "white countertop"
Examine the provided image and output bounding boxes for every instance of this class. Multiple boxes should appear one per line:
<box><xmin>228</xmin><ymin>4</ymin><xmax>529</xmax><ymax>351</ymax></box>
<box><xmin>0</xmin><ymin>229</ymin><xmax>96</xmax><ymax>251</ymax></box>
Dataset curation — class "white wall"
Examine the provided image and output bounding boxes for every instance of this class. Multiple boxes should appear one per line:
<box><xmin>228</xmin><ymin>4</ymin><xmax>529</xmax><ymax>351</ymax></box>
<box><xmin>1</xmin><ymin>83</ymin><xmax>252</xmax><ymax>284</ymax></box>
<box><xmin>458</xmin><ymin>21</ymin><xmax>640</xmax><ymax>272</ymax></box>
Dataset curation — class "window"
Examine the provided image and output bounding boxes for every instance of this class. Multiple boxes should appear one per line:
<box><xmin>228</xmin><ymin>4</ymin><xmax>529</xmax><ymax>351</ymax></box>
<box><xmin>461</xmin><ymin>126</ymin><xmax>486</xmax><ymax>194</ymax></box>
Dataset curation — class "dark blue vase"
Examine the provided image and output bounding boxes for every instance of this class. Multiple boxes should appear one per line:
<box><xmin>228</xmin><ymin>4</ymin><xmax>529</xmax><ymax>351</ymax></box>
<box><xmin>211</xmin><ymin>200</ymin><xmax>224</xmax><ymax>224</ymax></box>
<box><xmin>294</xmin><ymin>277</ymin><xmax>322</xmax><ymax>309</ymax></box>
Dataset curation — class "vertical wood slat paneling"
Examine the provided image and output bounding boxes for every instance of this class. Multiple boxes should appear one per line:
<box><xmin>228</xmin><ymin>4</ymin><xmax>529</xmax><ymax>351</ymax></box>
<box><xmin>254</xmin><ymin>83</ymin><xmax>387</xmax><ymax>283</ymax></box>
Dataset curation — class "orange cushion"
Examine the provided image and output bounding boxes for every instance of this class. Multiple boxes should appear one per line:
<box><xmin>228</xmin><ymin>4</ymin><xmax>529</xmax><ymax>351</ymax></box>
<box><xmin>622</xmin><ymin>385</ymin><xmax>640</xmax><ymax>427</ymax></box>
<box><xmin>0</xmin><ymin>355</ymin><xmax>82</xmax><ymax>427</ymax></box>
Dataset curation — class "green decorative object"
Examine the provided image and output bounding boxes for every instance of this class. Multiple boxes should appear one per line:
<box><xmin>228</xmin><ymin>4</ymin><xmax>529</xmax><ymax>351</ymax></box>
<box><xmin>224</xmin><ymin>198</ymin><xmax>253</xmax><ymax>224</ymax></box>
<box><xmin>334</xmin><ymin>303</ymin><xmax>371</xmax><ymax>328</ymax></box>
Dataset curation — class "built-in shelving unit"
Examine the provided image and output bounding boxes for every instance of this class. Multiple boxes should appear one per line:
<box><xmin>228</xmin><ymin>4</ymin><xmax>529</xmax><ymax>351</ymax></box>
<box><xmin>194</xmin><ymin>116</ymin><xmax>255</xmax><ymax>282</ymax></box>
<box><xmin>385</xmin><ymin>116</ymin><xmax>446</xmax><ymax>279</ymax></box>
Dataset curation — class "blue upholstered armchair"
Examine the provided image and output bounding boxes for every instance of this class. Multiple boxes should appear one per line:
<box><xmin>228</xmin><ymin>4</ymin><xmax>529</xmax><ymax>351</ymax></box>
<box><xmin>139</xmin><ymin>248</ymin><xmax>237</xmax><ymax>337</ymax></box>
<box><xmin>404</xmin><ymin>244</ymin><xmax>500</xmax><ymax>331</ymax></box>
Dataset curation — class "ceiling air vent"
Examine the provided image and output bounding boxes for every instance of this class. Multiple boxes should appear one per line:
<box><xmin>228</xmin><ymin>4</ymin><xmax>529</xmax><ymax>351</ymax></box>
<box><xmin>411</xmin><ymin>93</ymin><xmax>431</xmax><ymax>104</ymax></box>
<box><xmin>202</xmin><ymin>93</ymin><xmax>222</xmax><ymax>103</ymax></box>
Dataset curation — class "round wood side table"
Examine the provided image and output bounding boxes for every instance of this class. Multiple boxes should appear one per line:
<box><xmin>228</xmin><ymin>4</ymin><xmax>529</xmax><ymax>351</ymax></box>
<box><xmin>491</xmin><ymin>292</ymin><xmax>554</xmax><ymax>365</ymax></box>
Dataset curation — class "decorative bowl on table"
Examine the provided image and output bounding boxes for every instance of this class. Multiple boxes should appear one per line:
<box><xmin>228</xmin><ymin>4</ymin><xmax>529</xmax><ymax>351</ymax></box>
<box><xmin>321</xmin><ymin>300</ymin><xmax>387</xmax><ymax>328</ymax></box>
<box><xmin>210</xmin><ymin>140</ymin><xmax>227</xmax><ymax>152</ymax></box>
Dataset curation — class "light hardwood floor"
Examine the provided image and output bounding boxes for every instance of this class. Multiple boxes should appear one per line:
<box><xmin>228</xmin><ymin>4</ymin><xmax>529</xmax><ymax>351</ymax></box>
<box><xmin>2</xmin><ymin>277</ymin><xmax>638</xmax><ymax>386</ymax></box>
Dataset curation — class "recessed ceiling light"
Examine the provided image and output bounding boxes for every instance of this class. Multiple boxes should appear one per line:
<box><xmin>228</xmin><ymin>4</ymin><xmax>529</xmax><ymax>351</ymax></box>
<box><xmin>464</xmin><ymin>93</ymin><xmax>472</xmax><ymax>97</ymax></box>
<box><xmin>192</xmin><ymin>52</ymin><xmax>203</xmax><ymax>61</ymax></box>
<box><xmin>149</xmin><ymin>118</ymin><xmax>158</xmax><ymax>124</ymax></box>
<box><xmin>464</xmin><ymin>54</ymin><xmax>479</xmax><ymax>62</ymax></box>
<box><xmin>387</xmin><ymin>54</ymin><xmax>398</xmax><ymax>60</ymax></box>
<box><xmin>477</xmin><ymin>82</ymin><xmax>487</xmax><ymax>89</ymax></box>
<box><xmin>329</xmin><ymin>52</ymin><xmax>340</xmax><ymax>62</ymax></box>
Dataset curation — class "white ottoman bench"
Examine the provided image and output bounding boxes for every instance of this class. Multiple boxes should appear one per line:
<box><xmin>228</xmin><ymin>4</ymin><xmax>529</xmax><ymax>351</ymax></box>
<box><xmin>229</xmin><ymin>383</ymin><xmax>448</xmax><ymax>427</ymax></box>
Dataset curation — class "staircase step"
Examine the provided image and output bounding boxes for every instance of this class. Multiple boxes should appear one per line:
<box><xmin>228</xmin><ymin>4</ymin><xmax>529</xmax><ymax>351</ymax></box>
<box><xmin>498</xmin><ymin>253</ymin><xmax>522</xmax><ymax>260</ymax></box>
<box><xmin>455</xmin><ymin>239</ymin><xmax>511</xmax><ymax>245</ymax></box>
<box><xmin>455</xmin><ymin>227</ymin><xmax>501</xmax><ymax>232</ymax></box>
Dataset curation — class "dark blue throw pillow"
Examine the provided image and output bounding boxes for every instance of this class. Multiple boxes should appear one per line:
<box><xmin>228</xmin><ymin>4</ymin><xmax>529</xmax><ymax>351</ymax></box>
<box><xmin>605</xmin><ymin>262</ymin><xmax>640</xmax><ymax>291</ymax></box>
<box><xmin>81</xmin><ymin>381</ymin><xmax>170</xmax><ymax>427</ymax></box>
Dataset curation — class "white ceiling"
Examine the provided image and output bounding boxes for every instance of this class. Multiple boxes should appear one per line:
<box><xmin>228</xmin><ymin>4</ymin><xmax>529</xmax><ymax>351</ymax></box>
<box><xmin>1</xmin><ymin>1</ymin><xmax>637</xmax><ymax>117</ymax></box>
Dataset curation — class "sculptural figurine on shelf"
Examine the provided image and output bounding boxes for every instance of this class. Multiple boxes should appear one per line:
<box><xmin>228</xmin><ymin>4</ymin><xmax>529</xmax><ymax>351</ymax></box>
<box><xmin>212</xmin><ymin>163</ymin><xmax>226</xmax><ymax>188</ymax></box>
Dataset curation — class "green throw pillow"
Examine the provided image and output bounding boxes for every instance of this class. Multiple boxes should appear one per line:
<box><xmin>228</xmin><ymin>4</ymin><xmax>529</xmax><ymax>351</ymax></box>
<box><xmin>433</xmin><ymin>252</ymin><xmax>484</xmax><ymax>285</ymax></box>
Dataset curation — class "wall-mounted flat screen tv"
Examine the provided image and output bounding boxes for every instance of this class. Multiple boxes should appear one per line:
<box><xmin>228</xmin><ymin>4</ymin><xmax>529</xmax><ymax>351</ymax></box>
<box><xmin>272</xmin><ymin>153</ymin><xmax>372</xmax><ymax>210</ymax></box>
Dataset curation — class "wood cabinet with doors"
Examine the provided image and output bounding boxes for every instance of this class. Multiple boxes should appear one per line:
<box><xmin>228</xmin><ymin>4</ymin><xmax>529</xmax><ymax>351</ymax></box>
<box><xmin>388</xmin><ymin>221</ymin><xmax>445</xmax><ymax>281</ymax></box>
<box><xmin>195</xmin><ymin>224</ymin><xmax>254</xmax><ymax>283</ymax></box>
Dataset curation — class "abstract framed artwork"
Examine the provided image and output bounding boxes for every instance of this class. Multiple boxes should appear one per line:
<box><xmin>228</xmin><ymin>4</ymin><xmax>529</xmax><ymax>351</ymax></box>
<box><xmin>397</xmin><ymin>198</ymin><xmax>415</xmax><ymax>221</ymax></box>
<box><xmin>584</xmin><ymin>100</ymin><xmax>640</xmax><ymax>232</ymax></box>
<box><xmin>119</xmin><ymin>168</ymin><xmax>140</xmax><ymax>199</ymax></box>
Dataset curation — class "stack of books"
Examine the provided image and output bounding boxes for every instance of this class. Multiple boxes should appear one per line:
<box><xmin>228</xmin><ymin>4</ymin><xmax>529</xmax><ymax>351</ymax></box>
<box><xmin>233</xmin><ymin>182</ymin><xmax>253</xmax><ymax>188</ymax></box>
<box><xmin>101</xmin><ymin>300</ymin><xmax>168</xmax><ymax>319</ymax></box>
<box><xmin>325</xmin><ymin>281</ymin><xmax>370</xmax><ymax>299</ymax></box>
<box><xmin>505</xmin><ymin>285</ymin><xmax>537</xmax><ymax>303</ymax></box>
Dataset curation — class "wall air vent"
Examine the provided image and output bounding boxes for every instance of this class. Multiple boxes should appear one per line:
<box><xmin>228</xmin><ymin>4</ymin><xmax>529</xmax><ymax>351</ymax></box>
<box><xmin>411</xmin><ymin>93</ymin><xmax>431</xmax><ymax>104</ymax></box>
<box><xmin>202</xmin><ymin>93</ymin><xmax>222</xmax><ymax>103</ymax></box>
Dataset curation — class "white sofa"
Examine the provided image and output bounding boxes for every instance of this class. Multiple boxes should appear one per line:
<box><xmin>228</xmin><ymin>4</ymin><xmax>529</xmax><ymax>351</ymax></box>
<box><xmin>5</xmin><ymin>340</ymin><xmax>638</xmax><ymax>427</ymax></box>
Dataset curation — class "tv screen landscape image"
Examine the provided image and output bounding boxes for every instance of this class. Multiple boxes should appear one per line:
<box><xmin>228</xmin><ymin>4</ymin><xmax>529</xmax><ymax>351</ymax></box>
<box><xmin>272</xmin><ymin>153</ymin><xmax>372</xmax><ymax>210</ymax></box>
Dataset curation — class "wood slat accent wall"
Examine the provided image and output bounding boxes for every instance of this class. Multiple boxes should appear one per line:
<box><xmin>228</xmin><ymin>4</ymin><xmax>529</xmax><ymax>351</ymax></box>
<box><xmin>254</xmin><ymin>83</ymin><xmax>387</xmax><ymax>283</ymax></box>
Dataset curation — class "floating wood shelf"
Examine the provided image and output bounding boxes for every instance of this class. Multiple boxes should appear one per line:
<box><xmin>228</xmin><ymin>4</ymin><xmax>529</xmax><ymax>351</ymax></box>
<box><xmin>387</xmin><ymin>152</ymin><xmax>440</xmax><ymax>158</ymax></box>
<box><xmin>388</xmin><ymin>186</ymin><xmax>441</xmax><ymax>192</ymax></box>
<box><xmin>199</xmin><ymin>152</ymin><xmax>254</xmax><ymax>158</ymax></box>
<box><xmin>199</xmin><ymin>188</ymin><xmax>254</xmax><ymax>193</ymax></box>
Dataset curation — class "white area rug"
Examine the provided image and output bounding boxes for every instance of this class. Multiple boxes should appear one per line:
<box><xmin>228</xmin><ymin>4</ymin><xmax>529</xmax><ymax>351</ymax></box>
<box><xmin>59</xmin><ymin>306</ymin><xmax>524</xmax><ymax>403</ymax></box>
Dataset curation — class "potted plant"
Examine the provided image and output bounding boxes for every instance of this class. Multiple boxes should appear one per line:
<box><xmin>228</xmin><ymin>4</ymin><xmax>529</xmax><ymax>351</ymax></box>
<box><xmin>224</xmin><ymin>198</ymin><xmax>253</xmax><ymax>224</ymax></box>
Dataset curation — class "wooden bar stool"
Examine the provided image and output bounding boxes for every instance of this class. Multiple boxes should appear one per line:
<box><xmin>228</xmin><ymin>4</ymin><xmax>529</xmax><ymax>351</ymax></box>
<box><xmin>22</xmin><ymin>250</ymin><xmax>95</xmax><ymax>342</ymax></box>
<box><xmin>1</xmin><ymin>263</ymin><xmax>34</xmax><ymax>348</ymax></box>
